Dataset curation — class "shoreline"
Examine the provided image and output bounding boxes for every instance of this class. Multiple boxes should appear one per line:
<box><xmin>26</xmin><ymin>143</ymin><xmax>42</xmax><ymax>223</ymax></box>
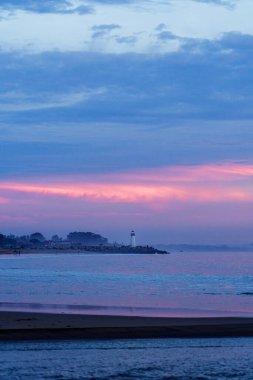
<box><xmin>0</xmin><ymin>249</ymin><xmax>107</xmax><ymax>255</ymax></box>
<box><xmin>1</xmin><ymin>311</ymin><xmax>253</xmax><ymax>340</ymax></box>
<box><xmin>0</xmin><ymin>248</ymin><xmax>168</xmax><ymax>255</ymax></box>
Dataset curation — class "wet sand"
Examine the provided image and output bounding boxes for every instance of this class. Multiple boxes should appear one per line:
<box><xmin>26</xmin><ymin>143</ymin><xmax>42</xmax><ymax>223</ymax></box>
<box><xmin>1</xmin><ymin>311</ymin><xmax>253</xmax><ymax>340</ymax></box>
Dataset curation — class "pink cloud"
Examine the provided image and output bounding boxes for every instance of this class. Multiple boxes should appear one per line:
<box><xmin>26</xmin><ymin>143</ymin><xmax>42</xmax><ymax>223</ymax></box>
<box><xmin>0</xmin><ymin>197</ymin><xmax>9</xmax><ymax>204</ymax></box>
<box><xmin>0</xmin><ymin>182</ymin><xmax>185</xmax><ymax>202</ymax></box>
<box><xmin>0</xmin><ymin>162</ymin><xmax>252</xmax><ymax>204</ymax></box>
<box><xmin>117</xmin><ymin>162</ymin><xmax>253</xmax><ymax>183</ymax></box>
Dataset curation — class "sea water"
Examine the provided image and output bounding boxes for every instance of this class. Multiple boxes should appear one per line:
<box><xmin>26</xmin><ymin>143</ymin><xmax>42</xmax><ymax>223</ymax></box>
<box><xmin>0</xmin><ymin>251</ymin><xmax>253</xmax><ymax>316</ymax></box>
<box><xmin>1</xmin><ymin>251</ymin><xmax>253</xmax><ymax>379</ymax></box>
<box><xmin>1</xmin><ymin>338</ymin><xmax>253</xmax><ymax>379</ymax></box>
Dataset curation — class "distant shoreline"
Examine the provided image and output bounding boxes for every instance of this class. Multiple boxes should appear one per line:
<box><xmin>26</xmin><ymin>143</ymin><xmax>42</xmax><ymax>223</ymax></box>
<box><xmin>0</xmin><ymin>246</ymin><xmax>169</xmax><ymax>255</ymax></box>
<box><xmin>1</xmin><ymin>311</ymin><xmax>253</xmax><ymax>340</ymax></box>
<box><xmin>0</xmin><ymin>248</ymin><xmax>113</xmax><ymax>254</ymax></box>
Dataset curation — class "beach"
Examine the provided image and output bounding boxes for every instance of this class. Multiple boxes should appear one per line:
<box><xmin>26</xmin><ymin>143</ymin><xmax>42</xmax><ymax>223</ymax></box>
<box><xmin>1</xmin><ymin>311</ymin><xmax>253</xmax><ymax>340</ymax></box>
<box><xmin>1</xmin><ymin>254</ymin><xmax>253</xmax><ymax>379</ymax></box>
<box><xmin>1</xmin><ymin>252</ymin><xmax>253</xmax><ymax>341</ymax></box>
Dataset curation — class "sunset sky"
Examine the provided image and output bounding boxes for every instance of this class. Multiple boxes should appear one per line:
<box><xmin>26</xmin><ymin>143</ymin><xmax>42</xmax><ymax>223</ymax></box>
<box><xmin>1</xmin><ymin>0</ymin><xmax>253</xmax><ymax>244</ymax></box>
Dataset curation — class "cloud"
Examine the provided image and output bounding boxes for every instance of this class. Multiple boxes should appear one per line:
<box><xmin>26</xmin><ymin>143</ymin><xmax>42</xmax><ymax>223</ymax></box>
<box><xmin>1</xmin><ymin>162</ymin><xmax>253</xmax><ymax>204</ymax></box>
<box><xmin>219</xmin><ymin>31</ymin><xmax>253</xmax><ymax>50</ymax></box>
<box><xmin>193</xmin><ymin>0</ymin><xmax>237</xmax><ymax>9</ymax></box>
<box><xmin>0</xmin><ymin>197</ymin><xmax>9</xmax><ymax>204</ymax></box>
<box><xmin>157</xmin><ymin>31</ymin><xmax>178</xmax><ymax>41</ymax></box>
<box><xmin>0</xmin><ymin>88</ymin><xmax>106</xmax><ymax>112</ymax></box>
<box><xmin>1</xmin><ymin>31</ymin><xmax>253</xmax><ymax>176</ymax></box>
<box><xmin>115</xmin><ymin>36</ymin><xmax>137</xmax><ymax>44</ymax></box>
<box><xmin>73</xmin><ymin>5</ymin><xmax>94</xmax><ymax>14</ymax></box>
<box><xmin>91</xmin><ymin>24</ymin><xmax>121</xmax><ymax>38</ymax></box>
<box><xmin>0</xmin><ymin>0</ymin><xmax>94</xmax><ymax>14</ymax></box>
<box><xmin>86</xmin><ymin>0</ymin><xmax>135</xmax><ymax>3</ymax></box>
<box><xmin>0</xmin><ymin>0</ymin><xmax>250</xmax><ymax>54</ymax></box>
<box><xmin>155</xmin><ymin>23</ymin><xmax>167</xmax><ymax>32</ymax></box>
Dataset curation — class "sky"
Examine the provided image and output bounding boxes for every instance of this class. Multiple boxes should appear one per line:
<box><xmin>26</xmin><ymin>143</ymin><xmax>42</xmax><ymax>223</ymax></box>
<box><xmin>1</xmin><ymin>0</ymin><xmax>253</xmax><ymax>244</ymax></box>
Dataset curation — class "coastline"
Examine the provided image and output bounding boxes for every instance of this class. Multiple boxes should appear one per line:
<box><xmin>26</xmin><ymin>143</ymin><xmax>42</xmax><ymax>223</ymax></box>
<box><xmin>0</xmin><ymin>247</ymin><xmax>168</xmax><ymax>255</ymax></box>
<box><xmin>1</xmin><ymin>311</ymin><xmax>253</xmax><ymax>340</ymax></box>
<box><xmin>0</xmin><ymin>249</ymin><xmax>104</xmax><ymax>255</ymax></box>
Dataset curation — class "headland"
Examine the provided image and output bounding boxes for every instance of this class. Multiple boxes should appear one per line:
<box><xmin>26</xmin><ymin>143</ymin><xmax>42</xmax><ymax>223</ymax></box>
<box><xmin>0</xmin><ymin>230</ymin><xmax>168</xmax><ymax>255</ymax></box>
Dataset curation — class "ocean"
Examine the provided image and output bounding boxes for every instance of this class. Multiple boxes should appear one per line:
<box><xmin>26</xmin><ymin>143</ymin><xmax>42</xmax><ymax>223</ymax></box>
<box><xmin>0</xmin><ymin>251</ymin><xmax>253</xmax><ymax>316</ymax></box>
<box><xmin>1</xmin><ymin>337</ymin><xmax>253</xmax><ymax>380</ymax></box>
<box><xmin>1</xmin><ymin>251</ymin><xmax>253</xmax><ymax>379</ymax></box>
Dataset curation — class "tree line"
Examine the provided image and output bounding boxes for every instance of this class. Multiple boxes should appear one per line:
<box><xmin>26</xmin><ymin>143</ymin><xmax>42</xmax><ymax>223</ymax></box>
<box><xmin>0</xmin><ymin>231</ymin><xmax>108</xmax><ymax>248</ymax></box>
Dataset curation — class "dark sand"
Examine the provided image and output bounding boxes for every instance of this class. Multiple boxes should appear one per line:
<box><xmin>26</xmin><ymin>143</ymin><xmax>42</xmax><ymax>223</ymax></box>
<box><xmin>1</xmin><ymin>311</ymin><xmax>253</xmax><ymax>340</ymax></box>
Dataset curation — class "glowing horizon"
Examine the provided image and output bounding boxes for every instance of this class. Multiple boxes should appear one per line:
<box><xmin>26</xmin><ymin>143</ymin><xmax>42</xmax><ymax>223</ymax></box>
<box><xmin>1</xmin><ymin>162</ymin><xmax>253</xmax><ymax>244</ymax></box>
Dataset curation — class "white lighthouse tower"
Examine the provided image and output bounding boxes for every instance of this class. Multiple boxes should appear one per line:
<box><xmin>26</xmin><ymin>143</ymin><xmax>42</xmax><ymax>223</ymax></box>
<box><xmin>131</xmin><ymin>230</ymin><xmax>136</xmax><ymax>248</ymax></box>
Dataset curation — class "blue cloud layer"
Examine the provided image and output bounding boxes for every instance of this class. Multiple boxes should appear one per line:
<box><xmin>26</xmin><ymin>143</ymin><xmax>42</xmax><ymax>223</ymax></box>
<box><xmin>193</xmin><ymin>0</ymin><xmax>237</xmax><ymax>8</ymax></box>
<box><xmin>1</xmin><ymin>32</ymin><xmax>251</xmax><ymax>122</ymax></box>
<box><xmin>1</xmin><ymin>32</ymin><xmax>253</xmax><ymax>177</ymax></box>
<box><xmin>0</xmin><ymin>0</ymin><xmax>237</xmax><ymax>13</ymax></box>
<box><xmin>0</xmin><ymin>0</ymin><xmax>93</xmax><ymax>14</ymax></box>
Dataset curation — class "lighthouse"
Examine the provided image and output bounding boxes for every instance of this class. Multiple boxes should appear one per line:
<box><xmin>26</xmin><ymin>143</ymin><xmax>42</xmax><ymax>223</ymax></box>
<box><xmin>131</xmin><ymin>230</ymin><xmax>136</xmax><ymax>248</ymax></box>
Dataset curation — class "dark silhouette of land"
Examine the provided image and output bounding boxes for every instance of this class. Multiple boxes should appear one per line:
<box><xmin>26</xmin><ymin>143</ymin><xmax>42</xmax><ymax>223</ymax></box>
<box><xmin>0</xmin><ymin>231</ymin><xmax>168</xmax><ymax>255</ymax></box>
